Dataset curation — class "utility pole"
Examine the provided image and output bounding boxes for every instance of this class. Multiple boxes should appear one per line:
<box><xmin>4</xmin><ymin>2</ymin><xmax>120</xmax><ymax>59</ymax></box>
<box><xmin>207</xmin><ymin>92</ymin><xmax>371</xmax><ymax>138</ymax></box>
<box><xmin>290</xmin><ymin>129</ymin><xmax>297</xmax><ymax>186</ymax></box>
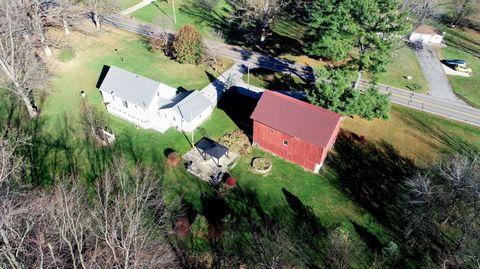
<box><xmin>247</xmin><ymin>63</ymin><xmax>250</xmax><ymax>89</ymax></box>
<box><xmin>172</xmin><ymin>0</ymin><xmax>177</xmax><ymax>25</ymax></box>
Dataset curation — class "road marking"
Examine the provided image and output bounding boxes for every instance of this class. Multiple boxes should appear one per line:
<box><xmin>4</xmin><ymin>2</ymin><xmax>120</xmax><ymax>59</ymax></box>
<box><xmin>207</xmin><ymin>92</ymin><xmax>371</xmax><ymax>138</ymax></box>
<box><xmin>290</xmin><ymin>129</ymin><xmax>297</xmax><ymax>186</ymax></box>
<box><xmin>389</xmin><ymin>93</ymin><xmax>480</xmax><ymax>120</ymax></box>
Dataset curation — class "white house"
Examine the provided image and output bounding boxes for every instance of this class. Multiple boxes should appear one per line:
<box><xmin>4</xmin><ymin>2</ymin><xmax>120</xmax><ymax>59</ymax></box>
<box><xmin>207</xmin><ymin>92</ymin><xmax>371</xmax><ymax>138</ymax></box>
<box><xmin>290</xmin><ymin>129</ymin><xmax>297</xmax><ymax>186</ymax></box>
<box><xmin>409</xmin><ymin>25</ymin><xmax>444</xmax><ymax>45</ymax></box>
<box><xmin>97</xmin><ymin>66</ymin><xmax>213</xmax><ymax>133</ymax></box>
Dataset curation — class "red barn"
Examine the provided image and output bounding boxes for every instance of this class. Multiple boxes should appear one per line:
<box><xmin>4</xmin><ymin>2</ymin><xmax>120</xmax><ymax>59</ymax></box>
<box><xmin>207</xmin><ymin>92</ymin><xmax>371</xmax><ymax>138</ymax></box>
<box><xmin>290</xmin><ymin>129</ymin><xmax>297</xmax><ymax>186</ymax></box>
<box><xmin>250</xmin><ymin>91</ymin><xmax>342</xmax><ymax>173</ymax></box>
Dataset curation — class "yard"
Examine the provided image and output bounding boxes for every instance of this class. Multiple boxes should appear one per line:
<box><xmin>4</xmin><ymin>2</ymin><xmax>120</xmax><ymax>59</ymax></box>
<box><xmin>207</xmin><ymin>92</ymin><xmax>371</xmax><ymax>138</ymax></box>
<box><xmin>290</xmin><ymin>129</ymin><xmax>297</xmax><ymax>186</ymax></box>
<box><xmin>432</xmin><ymin>22</ymin><xmax>480</xmax><ymax>107</ymax></box>
<box><xmin>5</xmin><ymin>23</ymin><xmax>480</xmax><ymax>267</ymax></box>
<box><xmin>131</xmin><ymin>0</ymin><xmax>231</xmax><ymax>39</ymax></box>
<box><xmin>241</xmin><ymin>67</ymin><xmax>311</xmax><ymax>91</ymax></box>
<box><xmin>378</xmin><ymin>47</ymin><xmax>429</xmax><ymax>93</ymax></box>
<box><xmin>118</xmin><ymin>0</ymin><xmax>141</xmax><ymax>10</ymax></box>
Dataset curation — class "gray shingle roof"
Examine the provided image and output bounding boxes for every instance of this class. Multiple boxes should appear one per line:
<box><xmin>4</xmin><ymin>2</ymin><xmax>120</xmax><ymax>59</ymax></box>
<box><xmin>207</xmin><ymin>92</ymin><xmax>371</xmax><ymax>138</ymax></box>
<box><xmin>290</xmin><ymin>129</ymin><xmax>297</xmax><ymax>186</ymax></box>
<box><xmin>175</xmin><ymin>91</ymin><xmax>211</xmax><ymax>122</ymax></box>
<box><xmin>99</xmin><ymin>66</ymin><xmax>160</xmax><ymax>108</ymax></box>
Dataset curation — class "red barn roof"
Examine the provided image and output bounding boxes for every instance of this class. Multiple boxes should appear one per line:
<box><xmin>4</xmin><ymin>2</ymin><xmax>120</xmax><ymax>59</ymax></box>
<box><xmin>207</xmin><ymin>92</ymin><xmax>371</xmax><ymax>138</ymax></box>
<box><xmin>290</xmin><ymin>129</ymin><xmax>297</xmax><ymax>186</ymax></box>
<box><xmin>250</xmin><ymin>91</ymin><xmax>342</xmax><ymax>148</ymax></box>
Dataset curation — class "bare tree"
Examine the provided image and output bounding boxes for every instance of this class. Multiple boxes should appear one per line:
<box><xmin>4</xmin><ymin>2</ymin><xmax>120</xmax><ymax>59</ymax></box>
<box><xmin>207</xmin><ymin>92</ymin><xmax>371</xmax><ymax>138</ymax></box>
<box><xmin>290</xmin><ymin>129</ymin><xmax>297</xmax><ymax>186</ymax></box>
<box><xmin>83</xmin><ymin>0</ymin><xmax>118</xmax><ymax>29</ymax></box>
<box><xmin>325</xmin><ymin>227</ymin><xmax>368</xmax><ymax>269</ymax></box>
<box><xmin>41</xmin><ymin>0</ymin><xmax>87</xmax><ymax>37</ymax></box>
<box><xmin>228</xmin><ymin>0</ymin><xmax>289</xmax><ymax>43</ymax></box>
<box><xmin>404</xmin><ymin>153</ymin><xmax>480</xmax><ymax>268</ymax></box>
<box><xmin>0</xmin><ymin>157</ymin><xmax>177</xmax><ymax>268</ymax></box>
<box><xmin>0</xmin><ymin>128</ymin><xmax>29</xmax><ymax>186</ymax></box>
<box><xmin>401</xmin><ymin>0</ymin><xmax>438</xmax><ymax>28</ymax></box>
<box><xmin>447</xmin><ymin>0</ymin><xmax>480</xmax><ymax>27</ymax></box>
<box><xmin>0</xmin><ymin>0</ymin><xmax>49</xmax><ymax>118</ymax></box>
<box><xmin>90</xmin><ymin>158</ymin><xmax>177</xmax><ymax>268</ymax></box>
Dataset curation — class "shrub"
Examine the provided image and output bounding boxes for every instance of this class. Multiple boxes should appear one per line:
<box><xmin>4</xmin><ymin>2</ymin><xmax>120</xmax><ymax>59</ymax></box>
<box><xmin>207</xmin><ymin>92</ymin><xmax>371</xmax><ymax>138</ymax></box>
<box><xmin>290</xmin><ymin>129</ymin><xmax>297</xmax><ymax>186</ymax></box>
<box><xmin>166</xmin><ymin>152</ymin><xmax>180</xmax><ymax>168</ymax></box>
<box><xmin>174</xmin><ymin>217</ymin><xmax>190</xmax><ymax>237</ymax></box>
<box><xmin>148</xmin><ymin>33</ymin><xmax>169</xmax><ymax>53</ymax></box>
<box><xmin>219</xmin><ymin>130</ymin><xmax>251</xmax><ymax>155</ymax></box>
<box><xmin>173</xmin><ymin>25</ymin><xmax>204</xmax><ymax>64</ymax></box>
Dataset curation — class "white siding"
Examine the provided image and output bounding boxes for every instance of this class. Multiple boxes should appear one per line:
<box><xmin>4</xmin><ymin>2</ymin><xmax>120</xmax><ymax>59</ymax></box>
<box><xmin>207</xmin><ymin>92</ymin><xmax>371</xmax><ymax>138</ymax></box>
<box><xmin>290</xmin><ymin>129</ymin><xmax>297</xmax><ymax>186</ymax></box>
<box><xmin>100</xmin><ymin>90</ymin><xmax>150</xmax><ymax>128</ymax></box>
<box><xmin>409</xmin><ymin>32</ymin><xmax>443</xmax><ymax>44</ymax></box>
<box><xmin>178</xmin><ymin>105</ymin><xmax>214</xmax><ymax>132</ymax></box>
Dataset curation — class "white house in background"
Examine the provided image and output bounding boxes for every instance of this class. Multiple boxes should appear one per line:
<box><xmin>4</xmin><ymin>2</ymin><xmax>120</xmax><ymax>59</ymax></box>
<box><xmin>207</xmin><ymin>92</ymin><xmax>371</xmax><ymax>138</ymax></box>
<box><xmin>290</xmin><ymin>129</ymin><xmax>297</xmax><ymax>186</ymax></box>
<box><xmin>98</xmin><ymin>66</ymin><xmax>213</xmax><ymax>133</ymax></box>
<box><xmin>409</xmin><ymin>25</ymin><xmax>444</xmax><ymax>45</ymax></box>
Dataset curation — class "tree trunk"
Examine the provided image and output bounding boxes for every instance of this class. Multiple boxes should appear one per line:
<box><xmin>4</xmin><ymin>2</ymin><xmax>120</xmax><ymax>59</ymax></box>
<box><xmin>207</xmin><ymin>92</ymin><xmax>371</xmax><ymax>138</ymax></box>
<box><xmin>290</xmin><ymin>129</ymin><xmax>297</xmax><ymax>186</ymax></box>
<box><xmin>63</xmin><ymin>19</ymin><xmax>71</xmax><ymax>36</ymax></box>
<box><xmin>44</xmin><ymin>46</ymin><xmax>53</xmax><ymax>57</ymax></box>
<box><xmin>0</xmin><ymin>60</ymin><xmax>38</xmax><ymax>118</ymax></box>
<box><xmin>93</xmin><ymin>12</ymin><xmax>100</xmax><ymax>29</ymax></box>
<box><xmin>450</xmin><ymin>3</ymin><xmax>467</xmax><ymax>27</ymax></box>
<box><xmin>354</xmin><ymin>71</ymin><xmax>362</xmax><ymax>89</ymax></box>
<box><xmin>18</xmin><ymin>89</ymin><xmax>38</xmax><ymax>118</ymax></box>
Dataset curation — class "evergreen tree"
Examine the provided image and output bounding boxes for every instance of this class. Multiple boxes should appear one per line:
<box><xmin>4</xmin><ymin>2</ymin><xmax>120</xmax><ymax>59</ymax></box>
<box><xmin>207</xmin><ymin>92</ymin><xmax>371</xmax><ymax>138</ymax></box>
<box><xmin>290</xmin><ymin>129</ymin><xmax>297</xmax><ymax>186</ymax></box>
<box><xmin>305</xmin><ymin>0</ymin><xmax>410</xmax><ymax>79</ymax></box>
<box><xmin>308</xmin><ymin>67</ymin><xmax>390</xmax><ymax>120</ymax></box>
<box><xmin>173</xmin><ymin>25</ymin><xmax>204</xmax><ymax>64</ymax></box>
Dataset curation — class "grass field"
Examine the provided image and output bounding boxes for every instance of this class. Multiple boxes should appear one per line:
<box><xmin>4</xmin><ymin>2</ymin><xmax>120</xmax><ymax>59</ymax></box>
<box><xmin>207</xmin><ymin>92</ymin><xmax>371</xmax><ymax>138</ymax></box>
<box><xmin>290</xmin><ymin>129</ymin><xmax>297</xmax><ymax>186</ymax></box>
<box><xmin>342</xmin><ymin>105</ymin><xmax>480</xmax><ymax>166</ymax></box>
<box><xmin>6</xmin><ymin>24</ymin><xmax>479</xmax><ymax>266</ymax></box>
<box><xmin>378</xmin><ymin>47</ymin><xmax>429</xmax><ymax>93</ymax></box>
<box><xmin>131</xmin><ymin>0</ymin><xmax>231</xmax><ymax>39</ymax></box>
<box><xmin>118</xmin><ymin>0</ymin><xmax>141</xmax><ymax>10</ymax></box>
<box><xmin>37</xmin><ymin>27</ymin><xmax>234</xmax><ymax>180</ymax></box>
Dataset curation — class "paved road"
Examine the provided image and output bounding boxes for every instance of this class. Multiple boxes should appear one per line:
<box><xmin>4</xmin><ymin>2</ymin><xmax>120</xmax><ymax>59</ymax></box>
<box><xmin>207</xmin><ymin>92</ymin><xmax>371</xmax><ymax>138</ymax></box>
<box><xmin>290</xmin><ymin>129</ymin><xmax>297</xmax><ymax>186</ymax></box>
<box><xmin>104</xmin><ymin>16</ymin><xmax>315</xmax><ymax>80</ymax></box>
<box><xmin>103</xmin><ymin>16</ymin><xmax>480</xmax><ymax>128</ymax></box>
<box><xmin>415</xmin><ymin>44</ymin><xmax>466</xmax><ymax>104</ymax></box>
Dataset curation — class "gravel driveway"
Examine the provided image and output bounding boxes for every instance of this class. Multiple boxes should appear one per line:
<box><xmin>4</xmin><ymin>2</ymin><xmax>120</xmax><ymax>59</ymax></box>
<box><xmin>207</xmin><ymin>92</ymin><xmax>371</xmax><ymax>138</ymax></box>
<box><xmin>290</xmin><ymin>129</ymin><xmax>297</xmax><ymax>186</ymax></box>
<box><xmin>415</xmin><ymin>44</ymin><xmax>467</xmax><ymax>104</ymax></box>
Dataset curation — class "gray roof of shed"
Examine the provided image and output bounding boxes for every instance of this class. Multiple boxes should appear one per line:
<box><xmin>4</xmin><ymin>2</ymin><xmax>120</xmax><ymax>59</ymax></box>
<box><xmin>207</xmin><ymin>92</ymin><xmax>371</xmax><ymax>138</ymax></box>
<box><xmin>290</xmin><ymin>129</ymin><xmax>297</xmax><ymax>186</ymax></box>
<box><xmin>174</xmin><ymin>91</ymin><xmax>211</xmax><ymax>122</ymax></box>
<box><xmin>99</xmin><ymin>66</ymin><xmax>160</xmax><ymax>108</ymax></box>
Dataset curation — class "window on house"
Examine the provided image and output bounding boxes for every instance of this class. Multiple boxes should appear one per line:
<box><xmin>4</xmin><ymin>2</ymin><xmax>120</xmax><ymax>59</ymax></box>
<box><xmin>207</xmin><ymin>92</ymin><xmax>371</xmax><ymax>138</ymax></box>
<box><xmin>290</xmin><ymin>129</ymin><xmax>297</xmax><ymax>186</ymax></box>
<box><xmin>283</xmin><ymin>140</ymin><xmax>289</xmax><ymax>146</ymax></box>
<box><xmin>122</xmin><ymin>100</ymin><xmax>128</xmax><ymax>108</ymax></box>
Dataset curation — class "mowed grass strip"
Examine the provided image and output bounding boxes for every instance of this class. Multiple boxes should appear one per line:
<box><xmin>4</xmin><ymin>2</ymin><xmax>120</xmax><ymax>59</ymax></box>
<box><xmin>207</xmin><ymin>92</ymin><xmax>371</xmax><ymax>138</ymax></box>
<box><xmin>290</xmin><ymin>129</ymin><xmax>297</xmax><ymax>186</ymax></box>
<box><xmin>342</xmin><ymin>105</ymin><xmax>480</xmax><ymax>166</ymax></box>
<box><xmin>118</xmin><ymin>0</ymin><xmax>142</xmax><ymax>10</ymax></box>
<box><xmin>379</xmin><ymin>47</ymin><xmax>429</xmax><ymax>93</ymax></box>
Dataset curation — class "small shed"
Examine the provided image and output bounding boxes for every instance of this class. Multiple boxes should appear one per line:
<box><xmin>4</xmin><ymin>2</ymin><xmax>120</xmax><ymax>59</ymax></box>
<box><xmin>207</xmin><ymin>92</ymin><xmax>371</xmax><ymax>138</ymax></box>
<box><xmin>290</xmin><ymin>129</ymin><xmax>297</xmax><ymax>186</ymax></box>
<box><xmin>409</xmin><ymin>25</ymin><xmax>444</xmax><ymax>44</ymax></box>
<box><xmin>195</xmin><ymin>137</ymin><xmax>229</xmax><ymax>166</ymax></box>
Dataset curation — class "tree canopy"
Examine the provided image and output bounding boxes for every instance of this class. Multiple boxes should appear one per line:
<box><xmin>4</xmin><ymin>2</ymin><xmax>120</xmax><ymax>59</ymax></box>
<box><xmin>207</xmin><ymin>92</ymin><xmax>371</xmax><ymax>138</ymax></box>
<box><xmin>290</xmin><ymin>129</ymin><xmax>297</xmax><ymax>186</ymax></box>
<box><xmin>307</xmin><ymin>67</ymin><xmax>391</xmax><ymax>120</ymax></box>
<box><xmin>305</xmin><ymin>0</ymin><xmax>410</xmax><ymax>76</ymax></box>
<box><xmin>404</xmin><ymin>153</ymin><xmax>480</xmax><ymax>268</ymax></box>
<box><xmin>173</xmin><ymin>25</ymin><xmax>204</xmax><ymax>64</ymax></box>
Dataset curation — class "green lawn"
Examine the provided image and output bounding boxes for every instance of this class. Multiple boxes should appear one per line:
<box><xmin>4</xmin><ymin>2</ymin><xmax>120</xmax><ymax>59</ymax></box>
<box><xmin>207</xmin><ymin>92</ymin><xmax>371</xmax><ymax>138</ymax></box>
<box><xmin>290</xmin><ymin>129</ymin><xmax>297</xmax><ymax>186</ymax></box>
<box><xmin>6</xmin><ymin>24</ymin><xmax>480</xmax><ymax>267</ymax></box>
<box><xmin>342</xmin><ymin>105</ymin><xmax>480</xmax><ymax>166</ymax></box>
<box><xmin>131</xmin><ymin>0</ymin><xmax>231</xmax><ymax>39</ymax></box>
<box><xmin>378</xmin><ymin>47</ymin><xmax>429</xmax><ymax>93</ymax></box>
<box><xmin>37</xmin><ymin>28</ymin><xmax>234</xmax><ymax>180</ymax></box>
<box><xmin>118</xmin><ymin>0</ymin><xmax>141</xmax><ymax>10</ymax></box>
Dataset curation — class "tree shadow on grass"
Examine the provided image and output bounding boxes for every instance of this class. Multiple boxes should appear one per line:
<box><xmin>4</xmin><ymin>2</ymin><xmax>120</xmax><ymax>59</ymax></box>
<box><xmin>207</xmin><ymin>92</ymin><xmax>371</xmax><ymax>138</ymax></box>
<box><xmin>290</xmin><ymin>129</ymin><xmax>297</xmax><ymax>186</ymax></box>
<box><xmin>179</xmin><ymin>3</ymin><xmax>305</xmax><ymax>56</ymax></box>
<box><xmin>248</xmin><ymin>67</ymin><xmax>313</xmax><ymax>92</ymax></box>
<box><xmin>398</xmin><ymin>110</ymin><xmax>478</xmax><ymax>156</ymax></box>
<box><xmin>329</xmin><ymin>131</ymin><xmax>417</xmax><ymax>237</ymax></box>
